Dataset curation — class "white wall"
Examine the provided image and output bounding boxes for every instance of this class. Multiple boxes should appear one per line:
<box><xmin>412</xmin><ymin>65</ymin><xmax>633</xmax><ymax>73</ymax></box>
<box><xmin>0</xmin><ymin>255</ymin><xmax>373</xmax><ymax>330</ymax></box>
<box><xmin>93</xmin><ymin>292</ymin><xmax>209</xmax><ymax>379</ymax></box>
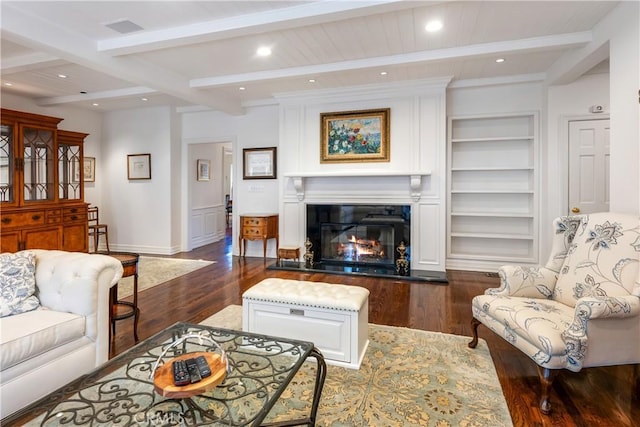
<box><xmin>102</xmin><ymin>106</ymin><xmax>176</xmax><ymax>254</ymax></box>
<box><xmin>607</xmin><ymin>1</ymin><xmax>640</xmax><ymax>213</ymax></box>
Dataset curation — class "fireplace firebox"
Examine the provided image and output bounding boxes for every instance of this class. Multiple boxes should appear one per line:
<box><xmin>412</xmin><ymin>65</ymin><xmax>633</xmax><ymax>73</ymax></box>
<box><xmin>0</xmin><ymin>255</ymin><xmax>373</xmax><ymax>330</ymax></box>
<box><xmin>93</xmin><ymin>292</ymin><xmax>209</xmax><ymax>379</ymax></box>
<box><xmin>306</xmin><ymin>204</ymin><xmax>410</xmax><ymax>270</ymax></box>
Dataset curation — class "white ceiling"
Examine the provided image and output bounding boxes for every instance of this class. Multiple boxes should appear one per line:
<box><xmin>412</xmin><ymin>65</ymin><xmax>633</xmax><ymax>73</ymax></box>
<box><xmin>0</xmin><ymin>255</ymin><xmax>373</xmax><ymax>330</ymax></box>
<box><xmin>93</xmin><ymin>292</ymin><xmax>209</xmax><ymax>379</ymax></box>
<box><xmin>0</xmin><ymin>1</ymin><xmax>618</xmax><ymax>115</ymax></box>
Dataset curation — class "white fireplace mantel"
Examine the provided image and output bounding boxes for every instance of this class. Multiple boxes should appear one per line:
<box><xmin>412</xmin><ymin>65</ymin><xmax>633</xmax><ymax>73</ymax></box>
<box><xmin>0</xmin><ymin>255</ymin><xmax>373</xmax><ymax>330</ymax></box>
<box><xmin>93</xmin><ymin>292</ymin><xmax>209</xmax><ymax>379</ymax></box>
<box><xmin>284</xmin><ymin>171</ymin><xmax>431</xmax><ymax>202</ymax></box>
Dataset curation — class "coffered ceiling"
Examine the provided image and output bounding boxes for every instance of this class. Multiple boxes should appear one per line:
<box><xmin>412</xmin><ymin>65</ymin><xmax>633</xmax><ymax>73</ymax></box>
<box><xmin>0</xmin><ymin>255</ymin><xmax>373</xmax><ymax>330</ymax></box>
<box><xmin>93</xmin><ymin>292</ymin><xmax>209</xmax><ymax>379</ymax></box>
<box><xmin>0</xmin><ymin>1</ymin><xmax>618</xmax><ymax>115</ymax></box>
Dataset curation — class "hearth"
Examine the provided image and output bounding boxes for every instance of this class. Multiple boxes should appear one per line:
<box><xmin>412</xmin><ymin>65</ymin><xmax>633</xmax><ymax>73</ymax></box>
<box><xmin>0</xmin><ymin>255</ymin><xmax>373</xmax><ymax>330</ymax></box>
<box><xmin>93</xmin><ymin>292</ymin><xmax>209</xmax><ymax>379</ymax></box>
<box><xmin>306</xmin><ymin>204</ymin><xmax>410</xmax><ymax>271</ymax></box>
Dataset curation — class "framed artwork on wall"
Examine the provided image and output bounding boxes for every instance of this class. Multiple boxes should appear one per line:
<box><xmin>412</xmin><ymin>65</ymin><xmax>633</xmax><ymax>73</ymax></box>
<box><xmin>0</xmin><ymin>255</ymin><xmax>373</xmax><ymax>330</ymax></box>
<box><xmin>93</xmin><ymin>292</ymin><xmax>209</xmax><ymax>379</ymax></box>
<box><xmin>197</xmin><ymin>159</ymin><xmax>210</xmax><ymax>181</ymax></box>
<box><xmin>243</xmin><ymin>147</ymin><xmax>277</xmax><ymax>179</ymax></box>
<box><xmin>83</xmin><ymin>157</ymin><xmax>95</xmax><ymax>182</ymax></box>
<box><xmin>320</xmin><ymin>108</ymin><xmax>390</xmax><ymax>163</ymax></box>
<box><xmin>127</xmin><ymin>153</ymin><xmax>151</xmax><ymax>180</ymax></box>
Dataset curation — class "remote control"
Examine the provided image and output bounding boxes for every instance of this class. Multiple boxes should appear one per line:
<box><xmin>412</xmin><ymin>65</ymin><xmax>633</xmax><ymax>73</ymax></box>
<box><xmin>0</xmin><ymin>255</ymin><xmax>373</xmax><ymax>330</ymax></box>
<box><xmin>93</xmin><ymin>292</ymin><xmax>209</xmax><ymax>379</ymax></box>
<box><xmin>185</xmin><ymin>358</ymin><xmax>202</xmax><ymax>383</ymax></box>
<box><xmin>172</xmin><ymin>360</ymin><xmax>190</xmax><ymax>386</ymax></box>
<box><xmin>194</xmin><ymin>355</ymin><xmax>211</xmax><ymax>378</ymax></box>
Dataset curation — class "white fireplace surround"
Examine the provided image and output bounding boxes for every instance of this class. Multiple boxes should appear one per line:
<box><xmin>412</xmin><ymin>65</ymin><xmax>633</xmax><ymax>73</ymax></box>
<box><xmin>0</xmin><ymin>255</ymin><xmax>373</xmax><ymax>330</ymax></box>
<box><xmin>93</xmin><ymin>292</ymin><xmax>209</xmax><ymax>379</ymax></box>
<box><xmin>274</xmin><ymin>79</ymin><xmax>449</xmax><ymax>273</ymax></box>
<box><xmin>280</xmin><ymin>171</ymin><xmax>446</xmax><ymax>273</ymax></box>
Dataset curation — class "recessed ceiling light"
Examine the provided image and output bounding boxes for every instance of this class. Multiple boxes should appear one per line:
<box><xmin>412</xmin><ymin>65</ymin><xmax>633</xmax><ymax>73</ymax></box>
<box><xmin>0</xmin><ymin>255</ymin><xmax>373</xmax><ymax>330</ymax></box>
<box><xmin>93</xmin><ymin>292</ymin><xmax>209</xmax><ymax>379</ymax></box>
<box><xmin>425</xmin><ymin>20</ymin><xmax>443</xmax><ymax>32</ymax></box>
<box><xmin>92</xmin><ymin>103</ymin><xmax>99</xmax><ymax>106</ymax></box>
<box><xmin>256</xmin><ymin>46</ymin><xmax>272</xmax><ymax>57</ymax></box>
<box><xmin>239</xmin><ymin>87</ymin><xmax>246</xmax><ymax>91</ymax></box>
<box><xmin>380</xmin><ymin>71</ymin><xmax>388</xmax><ymax>75</ymax></box>
<box><xmin>4</xmin><ymin>82</ymin><xmax>13</xmax><ymax>86</ymax></box>
<box><xmin>495</xmin><ymin>58</ymin><xmax>505</xmax><ymax>63</ymax></box>
<box><xmin>308</xmin><ymin>79</ymin><xmax>316</xmax><ymax>83</ymax></box>
<box><xmin>141</xmin><ymin>97</ymin><xmax>148</xmax><ymax>101</ymax></box>
<box><xmin>57</xmin><ymin>74</ymin><xmax>67</xmax><ymax>79</ymax></box>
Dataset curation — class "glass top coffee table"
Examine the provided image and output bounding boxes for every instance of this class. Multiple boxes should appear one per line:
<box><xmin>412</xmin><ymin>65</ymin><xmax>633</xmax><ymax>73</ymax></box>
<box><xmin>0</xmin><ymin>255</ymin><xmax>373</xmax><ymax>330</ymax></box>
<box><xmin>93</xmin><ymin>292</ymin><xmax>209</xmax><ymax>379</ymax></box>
<box><xmin>4</xmin><ymin>322</ymin><xmax>326</xmax><ymax>426</ymax></box>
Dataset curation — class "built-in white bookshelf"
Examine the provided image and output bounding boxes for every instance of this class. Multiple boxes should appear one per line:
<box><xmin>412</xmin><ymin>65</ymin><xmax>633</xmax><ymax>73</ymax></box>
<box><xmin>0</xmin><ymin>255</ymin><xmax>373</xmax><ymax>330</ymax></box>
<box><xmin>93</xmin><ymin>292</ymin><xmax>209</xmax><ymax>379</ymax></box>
<box><xmin>447</xmin><ymin>112</ymin><xmax>539</xmax><ymax>271</ymax></box>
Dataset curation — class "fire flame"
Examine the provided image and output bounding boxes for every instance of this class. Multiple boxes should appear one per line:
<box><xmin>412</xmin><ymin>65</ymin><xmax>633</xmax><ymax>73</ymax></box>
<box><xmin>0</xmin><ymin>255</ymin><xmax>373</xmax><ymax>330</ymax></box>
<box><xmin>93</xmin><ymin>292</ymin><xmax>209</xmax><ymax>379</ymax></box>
<box><xmin>338</xmin><ymin>235</ymin><xmax>384</xmax><ymax>258</ymax></box>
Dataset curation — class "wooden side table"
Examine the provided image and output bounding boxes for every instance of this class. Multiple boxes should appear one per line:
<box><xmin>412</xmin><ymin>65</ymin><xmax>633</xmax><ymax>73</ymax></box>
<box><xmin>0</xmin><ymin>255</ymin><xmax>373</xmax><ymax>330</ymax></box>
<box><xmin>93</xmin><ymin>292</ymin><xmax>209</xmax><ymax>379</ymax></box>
<box><xmin>277</xmin><ymin>246</ymin><xmax>300</xmax><ymax>265</ymax></box>
<box><xmin>239</xmin><ymin>213</ymin><xmax>279</xmax><ymax>258</ymax></box>
<box><xmin>106</xmin><ymin>252</ymin><xmax>140</xmax><ymax>347</ymax></box>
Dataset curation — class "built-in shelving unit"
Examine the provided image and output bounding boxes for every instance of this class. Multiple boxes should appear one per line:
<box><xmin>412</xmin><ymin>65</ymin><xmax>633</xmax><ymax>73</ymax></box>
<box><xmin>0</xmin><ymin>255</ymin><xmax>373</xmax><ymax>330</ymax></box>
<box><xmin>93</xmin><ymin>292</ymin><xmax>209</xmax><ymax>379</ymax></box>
<box><xmin>447</xmin><ymin>112</ymin><xmax>539</xmax><ymax>271</ymax></box>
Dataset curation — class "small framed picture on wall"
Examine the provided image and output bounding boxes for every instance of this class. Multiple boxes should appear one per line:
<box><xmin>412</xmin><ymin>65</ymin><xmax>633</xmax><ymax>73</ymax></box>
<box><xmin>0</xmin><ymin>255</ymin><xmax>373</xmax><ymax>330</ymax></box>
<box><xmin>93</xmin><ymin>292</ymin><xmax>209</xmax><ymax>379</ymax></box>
<box><xmin>243</xmin><ymin>147</ymin><xmax>277</xmax><ymax>179</ymax></box>
<box><xmin>127</xmin><ymin>153</ymin><xmax>151</xmax><ymax>180</ymax></box>
<box><xmin>197</xmin><ymin>159</ymin><xmax>210</xmax><ymax>181</ymax></box>
<box><xmin>84</xmin><ymin>157</ymin><xmax>95</xmax><ymax>182</ymax></box>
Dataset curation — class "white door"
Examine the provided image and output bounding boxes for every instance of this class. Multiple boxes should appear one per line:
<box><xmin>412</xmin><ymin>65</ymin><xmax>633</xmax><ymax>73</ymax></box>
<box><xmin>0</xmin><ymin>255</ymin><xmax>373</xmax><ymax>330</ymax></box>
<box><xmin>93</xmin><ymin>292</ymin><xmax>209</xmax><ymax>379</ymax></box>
<box><xmin>568</xmin><ymin>119</ymin><xmax>610</xmax><ymax>215</ymax></box>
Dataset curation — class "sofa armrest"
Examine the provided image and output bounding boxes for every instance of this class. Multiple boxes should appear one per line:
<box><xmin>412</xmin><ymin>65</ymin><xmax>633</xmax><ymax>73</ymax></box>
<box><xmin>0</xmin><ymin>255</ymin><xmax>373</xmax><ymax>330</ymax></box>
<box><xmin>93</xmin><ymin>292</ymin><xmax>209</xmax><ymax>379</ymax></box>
<box><xmin>486</xmin><ymin>265</ymin><xmax>558</xmax><ymax>298</ymax></box>
<box><xmin>31</xmin><ymin>250</ymin><xmax>124</xmax><ymax>365</ymax></box>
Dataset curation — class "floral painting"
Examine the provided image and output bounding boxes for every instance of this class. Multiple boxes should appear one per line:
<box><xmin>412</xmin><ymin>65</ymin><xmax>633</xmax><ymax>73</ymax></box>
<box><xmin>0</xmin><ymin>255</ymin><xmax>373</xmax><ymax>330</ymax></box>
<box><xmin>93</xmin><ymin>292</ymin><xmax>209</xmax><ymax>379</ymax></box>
<box><xmin>320</xmin><ymin>108</ymin><xmax>390</xmax><ymax>163</ymax></box>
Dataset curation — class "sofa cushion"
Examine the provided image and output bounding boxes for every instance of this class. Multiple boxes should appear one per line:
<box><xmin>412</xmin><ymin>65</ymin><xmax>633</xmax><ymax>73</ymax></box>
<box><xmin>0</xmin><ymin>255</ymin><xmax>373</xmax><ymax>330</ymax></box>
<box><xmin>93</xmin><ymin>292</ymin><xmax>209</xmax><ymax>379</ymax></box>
<box><xmin>553</xmin><ymin>213</ymin><xmax>639</xmax><ymax>307</ymax></box>
<box><xmin>0</xmin><ymin>307</ymin><xmax>85</xmax><ymax>371</ymax></box>
<box><xmin>0</xmin><ymin>251</ymin><xmax>40</xmax><ymax>317</ymax></box>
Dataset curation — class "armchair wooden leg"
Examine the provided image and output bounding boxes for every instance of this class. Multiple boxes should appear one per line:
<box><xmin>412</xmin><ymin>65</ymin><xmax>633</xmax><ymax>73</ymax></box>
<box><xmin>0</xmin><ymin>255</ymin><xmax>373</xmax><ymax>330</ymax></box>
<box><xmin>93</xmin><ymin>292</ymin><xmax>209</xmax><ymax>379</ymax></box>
<box><xmin>468</xmin><ymin>317</ymin><xmax>481</xmax><ymax>349</ymax></box>
<box><xmin>537</xmin><ymin>366</ymin><xmax>559</xmax><ymax>415</ymax></box>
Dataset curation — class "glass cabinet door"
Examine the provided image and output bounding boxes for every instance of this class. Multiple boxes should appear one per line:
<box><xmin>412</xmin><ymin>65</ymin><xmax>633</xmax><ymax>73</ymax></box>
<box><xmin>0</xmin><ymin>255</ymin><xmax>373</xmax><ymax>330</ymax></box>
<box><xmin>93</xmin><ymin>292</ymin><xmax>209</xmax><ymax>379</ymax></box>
<box><xmin>22</xmin><ymin>126</ymin><xmax>55</xmax><ymax>202</ymax></box>
<box><xmin>58</xmin><ymin>143</ymin><xmax>82</xmax><ymax>200</ymax></box>
<box><xmin>0</xmin><ymin>123</ymin><xmax>14</xmax><ymax>203</ymax></box>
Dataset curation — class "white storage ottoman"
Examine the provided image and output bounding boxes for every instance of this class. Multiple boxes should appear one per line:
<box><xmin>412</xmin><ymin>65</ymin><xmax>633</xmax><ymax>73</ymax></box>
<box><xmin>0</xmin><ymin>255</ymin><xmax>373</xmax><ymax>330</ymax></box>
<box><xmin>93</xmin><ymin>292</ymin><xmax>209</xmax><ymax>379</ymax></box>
<box><xmin>242</xmin><ymin>278</ymin><xmax>369</xmax><ymax>369</ymax></box>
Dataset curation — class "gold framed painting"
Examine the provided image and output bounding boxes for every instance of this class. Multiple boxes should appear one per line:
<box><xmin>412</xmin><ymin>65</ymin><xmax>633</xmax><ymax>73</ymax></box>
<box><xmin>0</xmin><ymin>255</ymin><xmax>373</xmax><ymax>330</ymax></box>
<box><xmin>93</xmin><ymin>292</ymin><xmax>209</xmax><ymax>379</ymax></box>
<box><xmin>320</xmin><ymin>108</ymin><xmax>390</xmax><ymax>163</ymax></box>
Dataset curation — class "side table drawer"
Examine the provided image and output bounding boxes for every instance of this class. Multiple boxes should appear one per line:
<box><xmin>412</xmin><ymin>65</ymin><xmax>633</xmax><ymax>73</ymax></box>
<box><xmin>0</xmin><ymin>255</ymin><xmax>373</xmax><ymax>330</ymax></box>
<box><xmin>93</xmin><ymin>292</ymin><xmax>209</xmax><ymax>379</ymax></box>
<box><xmin>243</xmin><ymin>217</ymin><xmax>266</xmax><ymax>227</ymax></box>
<box><xmin>243</xmin><ymin>226</ymin><xmax>265</xmax><ymax>238</ymax></box>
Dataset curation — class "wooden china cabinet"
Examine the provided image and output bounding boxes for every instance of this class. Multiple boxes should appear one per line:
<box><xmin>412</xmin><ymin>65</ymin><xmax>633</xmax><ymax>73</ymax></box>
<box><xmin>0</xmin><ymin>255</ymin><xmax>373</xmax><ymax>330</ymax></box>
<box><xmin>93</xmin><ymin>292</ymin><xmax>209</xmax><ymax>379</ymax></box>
<box><xmin>1</xmin><ymin>108</ymin><xmax>89</xmax><ymax>253</ymax></box>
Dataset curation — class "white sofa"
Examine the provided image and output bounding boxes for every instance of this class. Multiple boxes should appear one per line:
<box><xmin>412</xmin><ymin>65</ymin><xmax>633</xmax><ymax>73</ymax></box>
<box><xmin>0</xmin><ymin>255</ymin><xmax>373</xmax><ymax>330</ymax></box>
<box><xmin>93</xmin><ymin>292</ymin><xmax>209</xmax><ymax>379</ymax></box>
<box><xmin>0</xmin><ymin>250</ymin><xmax>123</xmax><ymax>419</ymax></box>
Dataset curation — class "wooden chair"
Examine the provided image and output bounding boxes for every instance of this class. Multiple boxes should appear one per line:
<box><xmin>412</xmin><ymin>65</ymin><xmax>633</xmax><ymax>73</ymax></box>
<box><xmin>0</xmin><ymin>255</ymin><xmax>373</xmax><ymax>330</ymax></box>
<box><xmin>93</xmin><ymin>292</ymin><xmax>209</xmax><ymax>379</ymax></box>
<box><xmin>225</xmin><ymin>194</ymin><xmax>232</xmax><ymax>227</ymax></box>
<box><xmin>88</xmin><ymin>206</ymin><xmax>110</xmax><ymax>253</ymax></box>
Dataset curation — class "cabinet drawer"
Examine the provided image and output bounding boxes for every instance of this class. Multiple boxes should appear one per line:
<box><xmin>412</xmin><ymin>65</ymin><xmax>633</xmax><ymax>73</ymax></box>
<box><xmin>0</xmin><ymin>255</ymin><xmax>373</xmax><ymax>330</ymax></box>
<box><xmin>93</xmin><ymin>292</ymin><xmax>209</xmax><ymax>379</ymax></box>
<box><xmin>63</xmin><ymin>212</ymin><xmax>87</xmax><ymax>223</ymax></box>
<box><xmin>47</xmin><ymin>209</ymin><xmax>62</xmax><ymax>224</ymax></box>
<box><xmin>62</xmin><ymin>206</ymin><xmax>84</xmax><ymax>215</ymax></box>
<box><xmin>1</xmin><ymin>211</ymin><xmax>46</xmax><ymax>228</ymax></box>
<box><xmin>47</xmin><ymin>216</ymin><xmax>62</xmax><ymax>224</ymax></box>
<box><xmin>63</xmin><ymin>206</ymin><xmax>87</xmax><ymax>223</ymax></box>
<box><xmin>242</xmin><ymin>217</ymin><xmax>266</xmax><ymax>227</ymax></box>
<box><xmin>242</xmin><ymin>226</ymin><xmax>265</xmax><ymax>238</ymax></box>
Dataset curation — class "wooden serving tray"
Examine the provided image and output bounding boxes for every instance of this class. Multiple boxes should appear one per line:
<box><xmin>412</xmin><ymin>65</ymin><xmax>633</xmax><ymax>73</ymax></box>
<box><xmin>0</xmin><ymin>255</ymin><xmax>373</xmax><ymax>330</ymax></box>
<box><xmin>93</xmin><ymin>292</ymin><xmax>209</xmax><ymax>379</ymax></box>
<box><xmin>153</xmin><ymin>351</ymin><xmax>227</xmax><ymax>398</ymax></box>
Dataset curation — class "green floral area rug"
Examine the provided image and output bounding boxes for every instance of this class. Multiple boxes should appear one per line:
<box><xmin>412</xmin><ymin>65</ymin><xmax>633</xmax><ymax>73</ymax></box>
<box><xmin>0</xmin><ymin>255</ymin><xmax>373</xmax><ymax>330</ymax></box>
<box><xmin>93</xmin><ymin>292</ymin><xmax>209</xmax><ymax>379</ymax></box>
<box><xmin>201</xmin><ymin>305</ymin><xmax>513</xmax><ymax>427</ymax></box>
<box><xmin>117</xmin><ymin>256</ymin><xmax>215</xmax><ymax>298</ymax></box>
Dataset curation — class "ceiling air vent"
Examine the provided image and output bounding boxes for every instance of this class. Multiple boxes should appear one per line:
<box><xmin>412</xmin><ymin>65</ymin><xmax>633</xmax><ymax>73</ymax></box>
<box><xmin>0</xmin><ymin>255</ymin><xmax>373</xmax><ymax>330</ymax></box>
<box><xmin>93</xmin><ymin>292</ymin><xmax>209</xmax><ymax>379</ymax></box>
<box><xmin>105</xmin><ymin>20</ymin><xmax>144</xmax><ymax>34</ymax></box>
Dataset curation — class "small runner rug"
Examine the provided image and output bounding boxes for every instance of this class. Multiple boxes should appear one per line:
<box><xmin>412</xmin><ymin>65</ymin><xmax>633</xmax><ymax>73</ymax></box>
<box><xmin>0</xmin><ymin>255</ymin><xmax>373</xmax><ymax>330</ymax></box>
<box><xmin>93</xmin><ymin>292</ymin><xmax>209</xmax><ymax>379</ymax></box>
<box><xmin>117</xmin><ymin>256</ymin><xmax>215</xmax><ymax>298</ymax></box>
<box><xmin>200</xmin><ymin>305</ymin><xmax>513</xmax><ymax>427</ymax></box>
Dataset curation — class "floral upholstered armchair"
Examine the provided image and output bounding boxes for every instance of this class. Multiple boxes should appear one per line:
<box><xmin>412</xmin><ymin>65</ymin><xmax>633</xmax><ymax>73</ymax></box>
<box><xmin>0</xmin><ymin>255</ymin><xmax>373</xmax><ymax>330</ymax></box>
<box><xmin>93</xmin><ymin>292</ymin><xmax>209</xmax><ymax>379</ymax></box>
<box><xmin>469</xmin><ymin>212</ymin><xmax>640</xmax><ymax>414</ymax></box>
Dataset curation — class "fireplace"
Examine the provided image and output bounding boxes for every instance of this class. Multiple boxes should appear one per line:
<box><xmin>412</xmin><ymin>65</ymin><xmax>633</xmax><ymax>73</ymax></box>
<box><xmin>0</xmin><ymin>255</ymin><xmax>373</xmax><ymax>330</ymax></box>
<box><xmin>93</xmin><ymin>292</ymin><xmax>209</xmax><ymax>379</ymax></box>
<box><xmin>306</xmin><ymin>204</ymin><xmax>410</xmax><ymax>271</ymax></box>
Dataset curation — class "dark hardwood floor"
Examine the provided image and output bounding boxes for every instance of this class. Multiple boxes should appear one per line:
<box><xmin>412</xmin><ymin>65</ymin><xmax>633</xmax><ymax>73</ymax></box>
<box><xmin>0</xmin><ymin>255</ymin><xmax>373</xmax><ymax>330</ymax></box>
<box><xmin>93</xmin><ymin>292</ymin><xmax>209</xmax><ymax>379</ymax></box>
<box><xmin>110</xmin><ymin>230</ymin><xmax>639</xmax><ymax>427</ymax></box>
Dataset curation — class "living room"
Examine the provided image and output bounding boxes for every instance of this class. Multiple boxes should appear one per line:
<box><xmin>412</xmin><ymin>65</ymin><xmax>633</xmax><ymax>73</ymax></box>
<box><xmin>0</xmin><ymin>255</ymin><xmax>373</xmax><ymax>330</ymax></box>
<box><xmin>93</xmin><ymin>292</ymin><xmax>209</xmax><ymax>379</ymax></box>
<box><xmin>1</xmin><ymin>1</ymin><xmax>639</xmax><ymax>425</ymax></box>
